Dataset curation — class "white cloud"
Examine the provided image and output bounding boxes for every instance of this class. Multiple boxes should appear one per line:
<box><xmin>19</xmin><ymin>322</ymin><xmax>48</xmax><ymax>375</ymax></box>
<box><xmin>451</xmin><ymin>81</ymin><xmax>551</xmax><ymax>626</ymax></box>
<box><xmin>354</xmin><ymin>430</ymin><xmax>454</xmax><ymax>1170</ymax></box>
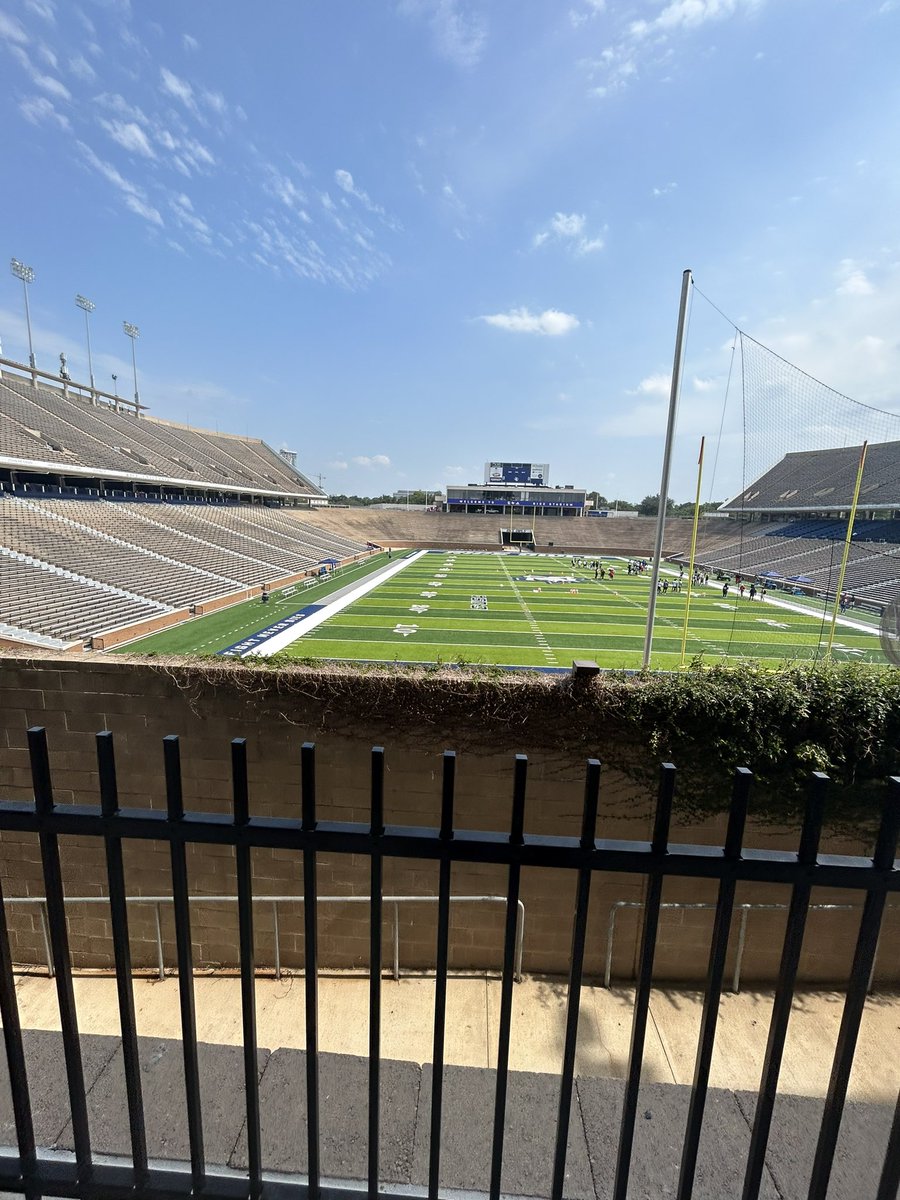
<box><xmin>352</xmin><ymin>454</ymin><xmax>391</xmax><ymax>467</ymax></box>
<box><xmin>68</xmin><ymin>53</ymin><xmax>96</xmax><ymax>81</ymax></box>
<box><xmin>19</xmin><ymin>94</ymin><xmax>69</xmax><ymax>129</ymax></box>
<box><xmin>693</xmin><ymin>376</ymin><xmax>717</xmax><ymax>391</ymax></box>
<box><xmin>328</xmin><ymin>459</ymin><xmax>349</xmax><ymax>470</ymax></box>
<box><xmin>25</xmin><ymin>0</ymin><xmax>55</xmax><ymax>21</ymax></box>
<box><xmin>480</xmin><ymin>307</ymin><xmax>580</xmax><ymax>335</ymax></box>
<box><xmin>203</xmin><ymin>89</ymin><xmax>226</xmax><ymax>115</ymax></box>
<box><xmin>653</xmin><ymin>181</ymin><xmax>678</xmax><ymax>196</ymax></box>
<box><xmin>32</xmin><ymin>71</ymin><xmax>70</xmax><ymax>100</ymax></box>
<box><xmin>589</xmin><ymin>0</ymin><xmax>759</xmax><ymax>99</ymax></box>
<box><xmin>183</xmin><ymin>33</ymin><xmax>199</xmax><ymax>52</ymax></box>
<box><xmin>264</xmin><ymin>165</ymin><xmax>310</xmax><ymax>218</ymax></box>
<box><xmin>570</xmin><ymin>0</ymin><xmax>606</xmax><ymax>26</ymax></box>
<box><xmin>398</xmin><ymin>0</ymin><xmax>487</xmax><ymax>69</ymax></box>
<box><xmin>836</xmin><ymin>259</ymin><xmax>874</xmax><ymax>297</ymax></box>
<box><xmin>76</xmin><ymin>141</ymin><xmax>163</xmax><ymax>227</ymax></box>
<box><xmin>334</xmin><ymin>168</ymin><xmax>401</xmax><ymax>230</ymax></box>
<box><xmin>532</xmin><ymin>211</ymin><xmax>605</xmax><ymax>255</ymax></box>
<box><xmin>37</xmin><ymin>43</ymin><xmax>57</xmax><ymax>68</ymax></box>
<box><xmin>101</xmin><ymin>119</ymin><xmax>156</xmax><ymax>158</ymax></box>
<box><xmin>171</xmin><ymin>193</ymin><xmax>212</xmax><ymax>244</ymax></box>
<box><xmin>633</xmin><ymin>373</ymin><xmax>672</xmax><ymax>396</ymax></box>
<box><xmin>124</xmin><ymin>195</ymin><xmax>163</xmax><ymax>226</ymax></box>
<box><xmin>160</xmin><ymin>66</ymin><xmax>197</xmax><ymax>113</ymax></box>
<box><xmin>0</xmin><ymin>11</ymin><xmax>28</xmax><ymax>42</ymax></box>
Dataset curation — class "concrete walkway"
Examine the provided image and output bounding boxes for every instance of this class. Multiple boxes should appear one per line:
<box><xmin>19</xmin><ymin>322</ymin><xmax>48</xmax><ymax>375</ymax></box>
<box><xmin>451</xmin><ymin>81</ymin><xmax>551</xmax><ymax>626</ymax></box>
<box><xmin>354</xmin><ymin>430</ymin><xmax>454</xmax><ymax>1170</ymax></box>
<box><xmin>2</xmin><ymin>975</ymin><xmax>899</xmax><ymax>1198</ymax></box>
<box><xmin>11</xmin><ymin>971</ymin><xmax>900</xmax><ymax>1102</ymax></box>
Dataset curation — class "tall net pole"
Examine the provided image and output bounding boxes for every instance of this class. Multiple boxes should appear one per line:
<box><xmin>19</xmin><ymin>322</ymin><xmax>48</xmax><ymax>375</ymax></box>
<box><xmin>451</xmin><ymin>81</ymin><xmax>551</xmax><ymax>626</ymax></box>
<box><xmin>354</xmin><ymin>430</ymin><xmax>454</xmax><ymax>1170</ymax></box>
<box><xmin>642</xmin><ymin>269</ymin><xmax>692</xmax><ymax>669</ymax></box>
<box><xmin>826</xmin><ymin>441</ymin><xmax>868</xmax><ymax>658</ymax></box>
<box><xmin>679</xmin><ymin>436</ymin><xmax>705</xmax><ymax>667</ymax></box>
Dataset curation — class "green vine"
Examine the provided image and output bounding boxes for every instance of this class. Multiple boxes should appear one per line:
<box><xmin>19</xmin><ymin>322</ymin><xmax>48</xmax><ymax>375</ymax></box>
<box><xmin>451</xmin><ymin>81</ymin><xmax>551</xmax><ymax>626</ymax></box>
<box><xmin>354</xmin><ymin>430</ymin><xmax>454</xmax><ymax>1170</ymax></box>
<box><xmin>108</xmin><ymin>654</ymin><xmax>900</xmax><ymax>834</ymax></box>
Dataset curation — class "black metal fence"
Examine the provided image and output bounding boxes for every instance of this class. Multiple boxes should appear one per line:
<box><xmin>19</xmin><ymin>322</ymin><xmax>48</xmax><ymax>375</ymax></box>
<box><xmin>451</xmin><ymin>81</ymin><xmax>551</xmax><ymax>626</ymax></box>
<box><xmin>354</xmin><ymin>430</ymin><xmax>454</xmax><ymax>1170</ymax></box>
<box><xmin>0</xmin><ymin>727</ymin><xmax>897</xmax><ymax>1200</ymax></box>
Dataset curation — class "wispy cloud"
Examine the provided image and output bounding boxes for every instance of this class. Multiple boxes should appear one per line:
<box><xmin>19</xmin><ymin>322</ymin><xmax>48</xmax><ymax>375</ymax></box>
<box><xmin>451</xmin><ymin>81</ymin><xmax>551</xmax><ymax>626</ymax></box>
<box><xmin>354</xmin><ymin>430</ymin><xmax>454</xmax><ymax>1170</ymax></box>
<box><xmin>398</xmin><ymin>0</ymin><xmax>487</xmax><ymax>69</ymax></box>
<box><xmin>352</xmin><ymin>454</ymin><xmax>391</xmax><ymax>467</ymax></box>
<box><xmin>182</xmin><ymin>33</ymin><xmax>199</xmax><ymax>52</ymax></box>
<box><xmin>0</xmin><ymin>11</ymin><xmax>29</xmax><ymax>42</ymax></box>
<box><xmin>170</xmin><ymin>192</ymin><xmax>212</xmax><ymax>246</ymax></box>
<box><xmin>836</xmin><ymin>258</ymin><xmax>875</xmax><ymax>297</ymax></box>
<box><xmin>588</xmin><ymin>0</ymin><xmax>762</xmax><ymax>99</ymax></box>
<box><xmin>479</xmin><ymin>307</ymin><xmax>580</xmax><ymax>335</ymax></box>
<box><xmin>25</xmin><ymin>0</ymin><xmax>55</xmax><ymax>22</ymax></box>
<box><xmin>100</xmin><ymin>117</ymin><xmax>155</xmax><ymax>157</ymax></box>
<box><xmin>76</xmin><ymin>140</ymin><xmax>163</xmax><ymax>227</ymax></box>
<box><xmin>8</xmin><ymin>43</ymin><xmax>72</xmax><ymax>101</ymax></box>
<box><xmin>533</xmin><ymin>211</ymin><xmax>605</xmax><ymax>255</ymax></box>
<box><xmin>160</xmin><ymin>65</ymin><xmax>198</xmax><ymax>115</ymax></box>
<box><xmin>19</xmin><ymin>94</ymin><xmax>69</xmax><ymax>128</ymax></box>
<box><xmin>335</xmin><ymin>168</ymin><xmax>402</xmax><ymax>230</ymax></box>
<box><xmin>68</xmin><ymin>52</ymin><xmax>96</xmax><ymax>80</ymax></box>
<box><xmin>653</xmin><ymin>181</ymin><xmax>678</xmax><ymax>196</ymax></box>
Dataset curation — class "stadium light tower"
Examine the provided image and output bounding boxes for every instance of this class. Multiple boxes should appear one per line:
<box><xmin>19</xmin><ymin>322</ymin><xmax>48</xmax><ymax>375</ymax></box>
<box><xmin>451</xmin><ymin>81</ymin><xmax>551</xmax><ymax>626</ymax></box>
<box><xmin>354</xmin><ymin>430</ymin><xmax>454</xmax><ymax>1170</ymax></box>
<box><xmin>75</xmin><ymin>294</ymin><xmax>96</xmax><ymax>390</ymax></box>
<box><xmin>10</xmin><ymin>257</ymin><xmax>36</xmax><ymax>369</ymax></box>
<box><xmin>123</xmin><ymin>321</ymin><xmax>140</xmax><ymax>408</ymax></box>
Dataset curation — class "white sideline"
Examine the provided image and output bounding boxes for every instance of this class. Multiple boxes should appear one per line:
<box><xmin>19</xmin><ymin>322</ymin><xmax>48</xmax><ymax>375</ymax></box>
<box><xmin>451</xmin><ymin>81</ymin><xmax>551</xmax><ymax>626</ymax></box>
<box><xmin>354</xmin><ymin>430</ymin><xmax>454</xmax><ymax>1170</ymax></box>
<box><xmin>249</xmin><ymin>549</ymin><xmax>430</xmax><ymax>657</ymax></box>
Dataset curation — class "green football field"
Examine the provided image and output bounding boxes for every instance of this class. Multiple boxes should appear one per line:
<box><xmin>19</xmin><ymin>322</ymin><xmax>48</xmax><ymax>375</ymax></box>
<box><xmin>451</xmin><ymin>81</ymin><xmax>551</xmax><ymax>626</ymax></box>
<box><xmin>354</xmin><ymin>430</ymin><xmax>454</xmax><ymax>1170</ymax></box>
<box><xmin>122</xmin><ymin>549</ymin><xmax>888</xmax><ymax>669</ymax></box>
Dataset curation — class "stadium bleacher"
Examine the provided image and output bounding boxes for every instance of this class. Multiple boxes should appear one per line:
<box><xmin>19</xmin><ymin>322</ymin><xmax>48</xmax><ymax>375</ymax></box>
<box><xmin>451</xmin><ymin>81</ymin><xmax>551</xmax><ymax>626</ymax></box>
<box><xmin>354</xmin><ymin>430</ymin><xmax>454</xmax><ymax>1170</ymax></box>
<box><xmin>0</xmin><ymin>375</ymin><xmax>314</xmax><ymax>497</ymax></box>
<box><xmin>681</xmin><ymin>441</ymin><xmax>900</xmax><ymax>606</ymax></box>
<box><xmin>0</xmin><ymin>496</ymin><xmax>369</xmax><ymax>645</ymax></box>
<box><xmin>0</xmin><ymin>367</ymin><xmax>371</xmax><ymax>647</ymax></box>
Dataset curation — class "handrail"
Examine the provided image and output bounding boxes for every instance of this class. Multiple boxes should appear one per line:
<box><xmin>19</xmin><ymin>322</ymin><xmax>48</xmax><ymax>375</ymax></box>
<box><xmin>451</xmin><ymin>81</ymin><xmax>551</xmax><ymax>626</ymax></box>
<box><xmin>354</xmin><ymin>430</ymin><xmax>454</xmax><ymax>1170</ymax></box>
<box><xmin>8</xmin><ymin>892</ymin><xmax>525</xmax><ymax>984</ymax></box>
<box><xmin>603</xmin><ymin>900</ymin><xmax>894</xmax><ymax>993</ymax></box>
<box><xmin>0</xmin><ymin>354</ymin><xmax>145</xmax><ymax>415</ymax></box>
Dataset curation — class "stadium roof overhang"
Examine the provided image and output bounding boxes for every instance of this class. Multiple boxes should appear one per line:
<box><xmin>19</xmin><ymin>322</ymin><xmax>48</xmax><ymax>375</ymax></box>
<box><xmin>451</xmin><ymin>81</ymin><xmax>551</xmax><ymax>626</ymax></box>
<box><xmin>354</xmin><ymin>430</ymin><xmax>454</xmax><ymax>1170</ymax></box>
<box><xmin>720</xmin><ymin>502</ymin><xmax>900</xmax><ymax>514</ymax></box>
<box><xmin>0</xmin><ymin>454</ymin><xmax>316</xmax><ymax>501</ymax></box>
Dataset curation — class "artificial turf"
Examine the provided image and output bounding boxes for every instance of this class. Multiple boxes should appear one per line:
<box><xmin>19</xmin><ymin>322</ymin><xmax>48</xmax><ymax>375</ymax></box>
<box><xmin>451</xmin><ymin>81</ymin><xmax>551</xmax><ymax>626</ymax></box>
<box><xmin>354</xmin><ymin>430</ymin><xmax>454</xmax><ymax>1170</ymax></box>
<box><xmin>119</xmin><ymin>550</ymin><xmax>887</xmax><ymax>669</ymax></box>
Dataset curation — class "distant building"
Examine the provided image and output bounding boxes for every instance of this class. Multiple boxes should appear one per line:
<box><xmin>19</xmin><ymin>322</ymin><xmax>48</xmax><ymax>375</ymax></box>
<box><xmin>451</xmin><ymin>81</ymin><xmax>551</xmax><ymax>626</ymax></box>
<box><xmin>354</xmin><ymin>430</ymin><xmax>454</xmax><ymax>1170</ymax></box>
<box><xmin>444</xmin><ymin>483</ymin><xmax>587</xmax><ymax>516</ymax></box>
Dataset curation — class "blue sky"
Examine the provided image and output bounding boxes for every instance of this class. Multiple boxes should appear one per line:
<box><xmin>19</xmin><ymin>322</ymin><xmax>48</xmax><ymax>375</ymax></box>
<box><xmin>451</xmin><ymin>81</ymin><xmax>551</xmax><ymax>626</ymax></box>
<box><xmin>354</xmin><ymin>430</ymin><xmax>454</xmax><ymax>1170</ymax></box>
<box><xmin>1</xmin><ymin>0</ymin><xmax>899</xmax><ymax>501</ymax></box>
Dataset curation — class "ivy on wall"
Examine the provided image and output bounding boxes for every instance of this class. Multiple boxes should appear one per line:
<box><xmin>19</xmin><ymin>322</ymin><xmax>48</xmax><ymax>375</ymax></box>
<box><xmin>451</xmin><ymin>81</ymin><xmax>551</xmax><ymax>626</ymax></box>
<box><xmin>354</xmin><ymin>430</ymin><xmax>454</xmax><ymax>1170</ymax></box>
<box><xmin>133</xmin><ymin>655</ymin><xmax>900</xmax><ymax>835</ymax></box>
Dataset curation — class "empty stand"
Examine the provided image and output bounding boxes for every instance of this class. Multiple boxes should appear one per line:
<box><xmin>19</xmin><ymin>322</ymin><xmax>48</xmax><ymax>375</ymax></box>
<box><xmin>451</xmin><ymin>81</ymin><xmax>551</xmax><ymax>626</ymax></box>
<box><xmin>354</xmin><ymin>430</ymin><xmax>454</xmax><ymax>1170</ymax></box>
<box><xmin>0</xmin><ymin>496</ymin><xmax>369</xmax><ymax>646</ymax></box>
<box><xmin>0</xmin><ymin>376</ymin><xmax>314</xmax><ymax>498</ymax></box>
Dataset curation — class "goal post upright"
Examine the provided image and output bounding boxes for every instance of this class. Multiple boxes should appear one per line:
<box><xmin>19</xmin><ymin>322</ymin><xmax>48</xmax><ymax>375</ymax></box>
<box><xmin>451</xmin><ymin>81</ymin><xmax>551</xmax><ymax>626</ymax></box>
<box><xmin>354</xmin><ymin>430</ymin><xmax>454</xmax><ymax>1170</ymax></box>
<box><xmin>826</xmin><ymin>440</ymin><xmax>868</xmax><ymax>658</ymax></box>
<box><xmin>642</xmin><ymin>268</ymin><xmax>692</xmax><ymax>669</ymax></box>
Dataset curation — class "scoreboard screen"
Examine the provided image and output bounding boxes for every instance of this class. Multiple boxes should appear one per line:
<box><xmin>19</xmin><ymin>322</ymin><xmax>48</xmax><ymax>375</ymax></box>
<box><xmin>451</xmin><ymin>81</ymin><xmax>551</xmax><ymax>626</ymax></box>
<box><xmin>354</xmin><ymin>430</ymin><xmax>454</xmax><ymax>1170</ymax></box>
<box><xmin>485</xmin><ymin>461</ymin><xmax>549</xmax><ymax>486</ymax></box>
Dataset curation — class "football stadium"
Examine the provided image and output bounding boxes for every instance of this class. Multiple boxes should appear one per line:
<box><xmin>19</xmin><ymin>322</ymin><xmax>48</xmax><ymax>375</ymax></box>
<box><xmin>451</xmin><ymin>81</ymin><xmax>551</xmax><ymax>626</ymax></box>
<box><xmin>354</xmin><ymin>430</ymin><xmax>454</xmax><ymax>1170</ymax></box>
<box><xmin>0</xmin><ymin>352</ymin><xmax>896</xmax><ymax>669</ymax></box>
<box><xmin>2</xmin><ymin>7</ymin><xmax>900</xmax><ymax>1197</ymax></box>
<box><xmin>1</xmin><ymin>342</ymin><xmax>899</xmax><ymax>1198</ymax></box>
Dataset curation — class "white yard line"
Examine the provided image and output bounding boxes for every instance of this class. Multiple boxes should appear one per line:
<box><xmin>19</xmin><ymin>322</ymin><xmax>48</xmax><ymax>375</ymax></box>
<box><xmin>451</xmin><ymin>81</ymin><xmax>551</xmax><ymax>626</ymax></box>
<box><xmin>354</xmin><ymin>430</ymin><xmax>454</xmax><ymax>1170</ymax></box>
<box><xmin>249</xmin><ymin>550</ymin><xmax>429</xmax><ymax>657</ymax></box>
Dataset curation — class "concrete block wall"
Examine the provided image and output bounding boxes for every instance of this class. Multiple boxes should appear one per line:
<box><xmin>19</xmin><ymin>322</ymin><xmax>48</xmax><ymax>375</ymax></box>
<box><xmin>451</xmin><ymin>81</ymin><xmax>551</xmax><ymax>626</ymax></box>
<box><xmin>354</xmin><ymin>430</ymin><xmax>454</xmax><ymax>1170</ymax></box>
<box><xmin>0</xmin><ymin>655</ymin><xmax>894</xmax><ymax>985</ymax></box>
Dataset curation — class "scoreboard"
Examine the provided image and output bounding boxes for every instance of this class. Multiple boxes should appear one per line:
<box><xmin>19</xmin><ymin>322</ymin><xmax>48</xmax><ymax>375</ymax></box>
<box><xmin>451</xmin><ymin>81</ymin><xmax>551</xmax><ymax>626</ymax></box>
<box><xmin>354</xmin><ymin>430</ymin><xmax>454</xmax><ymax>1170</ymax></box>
<box><xmin>484</xmin><ymin>461</ymin><xmax>549</xmax><ymax>486</ymax></box>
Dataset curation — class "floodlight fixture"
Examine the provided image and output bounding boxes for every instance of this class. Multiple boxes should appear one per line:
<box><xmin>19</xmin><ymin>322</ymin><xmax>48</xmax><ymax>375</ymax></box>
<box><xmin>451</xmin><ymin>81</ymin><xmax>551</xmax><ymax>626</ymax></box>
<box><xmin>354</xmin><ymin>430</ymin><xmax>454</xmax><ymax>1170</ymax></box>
<box><xmin>75</xmin><ymin>294</ymin><xmax>96</xmax><ymax>389</ymax></box>
<box><xmin>123</xmin><ymin>321</ymin><xmax>140</xmax><ymax>406</ymax></box>
<box><xmin>10</xmin><ymin>257</ymin><xmax>36</xmax><ymax>368</ymax></box>
<box><xmin>10</xmin><ymin>258</ymin><xmax>34</xmax><ymax>285</ymax></box>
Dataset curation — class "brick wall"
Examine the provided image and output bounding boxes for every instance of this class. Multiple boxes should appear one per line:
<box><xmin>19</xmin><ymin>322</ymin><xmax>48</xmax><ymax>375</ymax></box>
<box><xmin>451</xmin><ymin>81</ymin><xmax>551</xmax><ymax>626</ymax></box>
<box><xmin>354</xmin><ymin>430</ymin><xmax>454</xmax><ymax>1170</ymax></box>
<box><xmin>0</xmin><ymin>654</ymin><xmax>894</xmax><ymax>985</ymax></box>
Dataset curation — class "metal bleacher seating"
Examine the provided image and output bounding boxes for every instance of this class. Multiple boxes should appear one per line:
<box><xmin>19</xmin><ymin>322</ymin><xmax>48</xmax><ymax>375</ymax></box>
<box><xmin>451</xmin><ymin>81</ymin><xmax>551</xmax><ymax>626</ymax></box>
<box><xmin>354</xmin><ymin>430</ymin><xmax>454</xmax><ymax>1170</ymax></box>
<box><xmin>0</xmin><ymin>377</ymin><xmax>313</xmax><ymax>496</ymax></box>
<box><xmin>0</xmin><ymin>494</ymin><xmax>369</xmax><ymax>646</ymax></box>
